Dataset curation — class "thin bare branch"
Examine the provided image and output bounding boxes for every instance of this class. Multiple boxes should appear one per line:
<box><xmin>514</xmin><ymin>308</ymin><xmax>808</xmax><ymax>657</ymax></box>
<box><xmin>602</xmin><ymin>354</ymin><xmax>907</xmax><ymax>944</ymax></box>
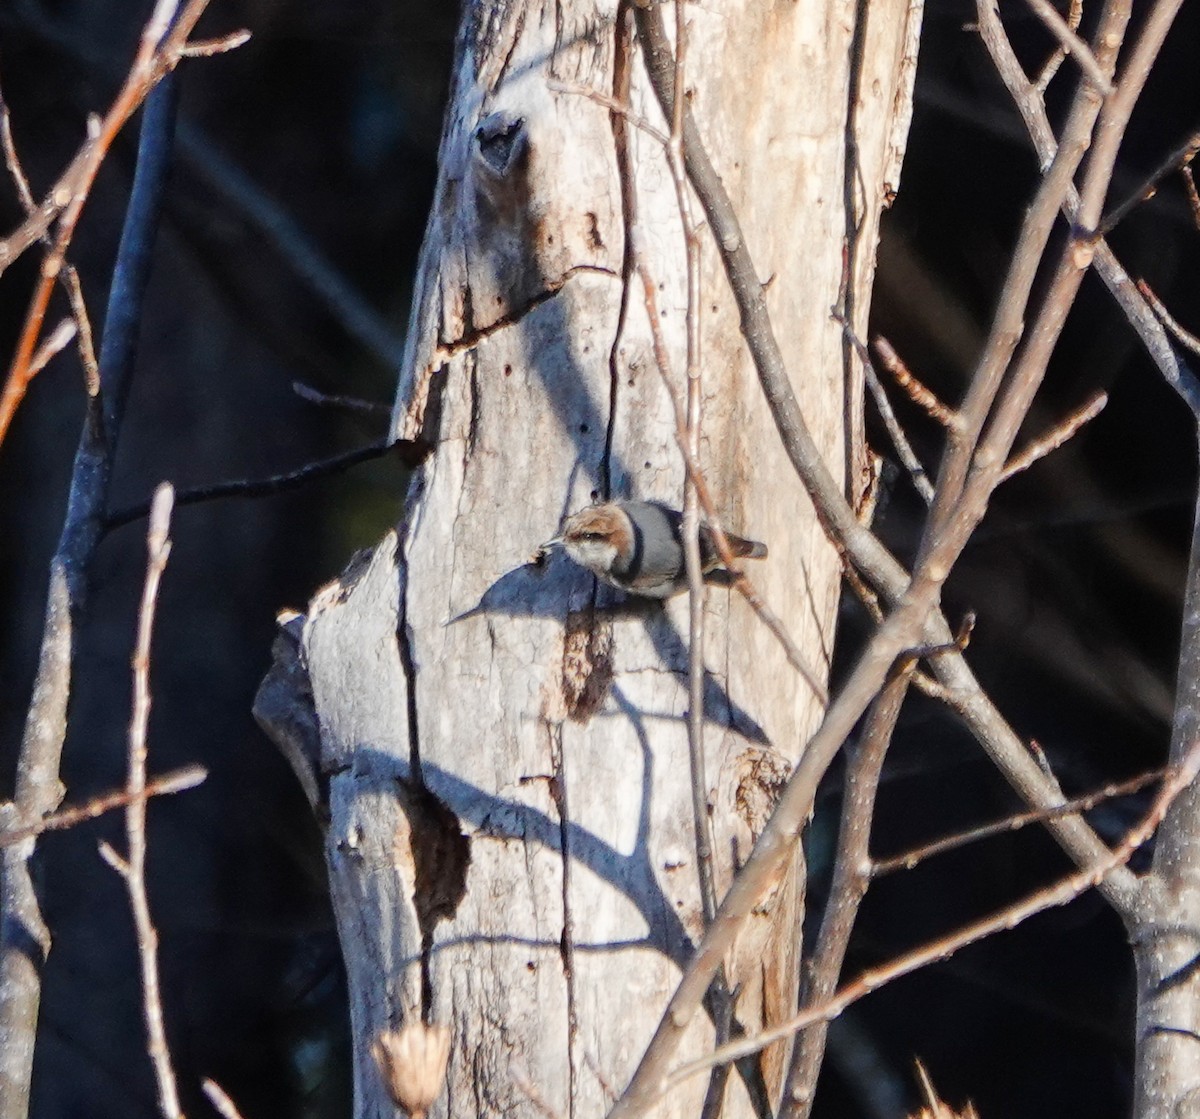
<box><xmin>0</xmin><ymin>765</ymin><xmax>206</xmax><ymax>848</ymax></box>
<box><xmin>872</xmin><ymin>763</ymin><xmax>1164</xmax><ymax>877</ymax></box>
<box><xmin>872</xmin><ymin>336</ymin><xmax>957</xmax><ymax>429</ymax></box>
<box><xmin>1023</xmin><ymin>0</ymin><xmax>1114</xmax><ymax>94</ymax></box>
<box><xmin>291</xmin><ymin>380</ymin><xmax>391</xmax><ymax>418</ymax></box>
<box><xmin>611</xmin><ymin>18</ymin><xmax>742</xmax><ymax>1110</ymax></box>
<box><xmin>177</xmin><ymin>29</ymin><xmax>252</xmax><ymax>57</ymax></box>
<box><xmin>1182</xmin><ymin>163</ymin><xmax>1200</xmax><ymax>229</ymax></box>
<box><xmin>664</xmin><ymin>5</ymin><xmax>738</xmax><ymax>1112</ymax></box>
<box><xmin>1</xmin><ymin>78</ymin><xmax>100</xmax><ymax>391</ymax></box>
<box><xmin>26</xmin><ymin>319</ymin><xmax>76</xmax><ymax>379</ymax></box>
<box><xmin>780</xmin><ymin>668</ymin><xmax>913</xmax><ymax>1119</ymax></box>
<box><xmin>662</xmin><ymin>740</ymin><xmax>1200</xmax><ymax>1093</ymax></box>
<box><xmin>104</xmin><ymin>437</ymin><xmax>430</xmax><ymax>531</ymax></box>
<box><xmin>977</xmin><ymin>0</ymin><xmax>1200</xmax><ymax>415</ymax></box>
<box><xmin>837</xmin><ymin>314</ymin><xmax>934</xmax><ymax>503</ymax></box>
<box><xmin>999</xmin><ymin>391</ymin><xmax>1107</xmax><ymax>483</ymax></box>
<box><xmin>1098</xmin><ymin>130</ymin><xmax>1200</xmax><ymax>236</ymax></box>
<box><xmin>1033</xmin><ymin>0</ymin><xmax>1082</xmax><ymax>91</ymax></box>
<box><xmin>1137</xmin><ymin>279</ymin><xmax>1200</xmax><ymax>358</ymax></box>
<box><xmin>548</xmin><ymin>79</ymin><xmax>670</xmax><ymax>147</ymax></box>
<box><xmin>0</xmin><ymin>0</ymin><xmax>238</xmax><ymax>450</ymax></box>
<box><xmin>202</xmin><ymin>1081</ymin><xmax>248</xmax><ymax>1119</ymax></box>
<box><xmin>102</xmin><ymin>483</ymin><xmax>182</xmax><ymax>1119</ymax></box>
<box><xmin>63</xmin><ymin>266</ymin><xmax>100</xmax><ymax>393</ymax></box>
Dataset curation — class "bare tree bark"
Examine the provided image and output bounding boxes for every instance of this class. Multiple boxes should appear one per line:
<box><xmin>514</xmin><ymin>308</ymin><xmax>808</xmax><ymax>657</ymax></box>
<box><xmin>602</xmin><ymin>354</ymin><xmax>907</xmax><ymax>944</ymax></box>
<box><xmin>257</xmin><ymin>1</ymin><xmax>921</xmax><ymax>1117</ymax></box>
<box><xmin>1133</xmin><ymin>438</ymin><xmax>1200</xmax><ymax>1119</ymax></box>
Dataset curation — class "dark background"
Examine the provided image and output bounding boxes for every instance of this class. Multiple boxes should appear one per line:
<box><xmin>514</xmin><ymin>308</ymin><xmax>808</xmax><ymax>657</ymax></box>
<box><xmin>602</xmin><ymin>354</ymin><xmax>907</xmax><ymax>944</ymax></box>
<box><xmin>0</xmin><ymin>2</ymin><xmax>1196</xmax><ymax>1117</ymax></box>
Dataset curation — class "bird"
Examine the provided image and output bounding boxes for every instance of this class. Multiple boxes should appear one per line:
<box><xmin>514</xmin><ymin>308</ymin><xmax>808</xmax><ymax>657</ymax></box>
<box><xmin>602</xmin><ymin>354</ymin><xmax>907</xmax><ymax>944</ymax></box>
<box><xmin>541</xmin><ymin>500</ymin><xmax>767</xmax><ymax>599</ymax></box>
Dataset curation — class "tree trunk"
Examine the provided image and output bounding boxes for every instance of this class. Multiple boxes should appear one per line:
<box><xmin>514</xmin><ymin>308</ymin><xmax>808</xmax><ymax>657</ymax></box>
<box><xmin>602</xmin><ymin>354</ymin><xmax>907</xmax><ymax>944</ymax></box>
<box><xmin>1133</xmin><ymin>466</ymin><xmax>1200</xmax><ymax>1119</ymax></box>
<box><xmin>256</xmin><ymin>0</ymin><xmax>921</xmax><ymax>1115</ymax></box>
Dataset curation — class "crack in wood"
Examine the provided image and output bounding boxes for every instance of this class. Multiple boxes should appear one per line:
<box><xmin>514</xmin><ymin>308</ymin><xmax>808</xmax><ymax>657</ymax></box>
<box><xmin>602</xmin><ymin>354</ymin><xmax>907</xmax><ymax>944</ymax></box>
<box><xmin>433</xmin><ymin>263</ymin><xmax>620</xmax><ymax>366</ymax></box>
<box><xmin>547</xmin><ymin>723</ymin><xmax>578</xmax><ymax>1118</ymax></box>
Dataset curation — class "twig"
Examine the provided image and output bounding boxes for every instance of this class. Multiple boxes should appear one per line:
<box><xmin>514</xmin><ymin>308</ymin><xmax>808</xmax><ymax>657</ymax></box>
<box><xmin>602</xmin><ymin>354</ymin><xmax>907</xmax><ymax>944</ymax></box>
<box><xmin>547</xmin><ymin>79</ymin><xmax>670</xmax><ymax>146</ymax></box>
<box><xmin>998</xmin><ymin>391</ymin><xmax>1107</xmax><ymax>483</ymax></box>
<box><xmin>292</xmin><ymin>380</ymin><xmax>391</xmax><ymax>418</ymax></box>
<box><xmin>662</xmin><ymin>739</ymin><xmax>1200</xmax><ymax>1092</ymax></box>
<box><xmin>0</xmin><ymin>79</ymin><xmax>100</xmax><ymax>388</ymax></box>
<box><xmin>1137</xmin><ymin>279</ymin><xmax>1200</xmax><ymax>358</ymax></box>
<box><xmin>665</xmin><ymin>0</ymin><xmax>718</xmax><ymax>932</ymax></box>
<box><xmin>104</xmin><ymin>438</ymin><xmax>430</xmax><ymax>531</ymax></box>
<box><xmin>1023</xmin><ymin>0</ymin><xmax>1114</xmax><ymax>94</ymax></box>
<box><xmin>1182</xmin><ymin>164</ymin><xmax>1200</xmax><ymax>229</ymax></box>
<box><xmin>1033</xmin><ymin>0</ymin><xmax>1082</xmax><ymax>91</ymax></box>
<box><xmin>779</xmin><ymin>668</ymin><xmax>913</xmax><ymax>1119</ymax></box>
<box><xmin>872</xmin><ymin>763</ymin><xmax>1164</xmax><ymax>877</ymax></box>
<box><xmin>26</xmin><ymin>319</ymin><xmax>77</xmax><ymax>379</ymax></box>
<box><xmin>0</xmin><ymin>765</ymin><xmax>205</xmax><ymax>848</ymax></box>
<box><xmin>0</xmin><ymin>0</ymin><xmax>243</xmax><ymax>450</ymax></box>
<box><xmin>98</xmin><ymin>482</ymin><xmax>182</xmax><ymax>1119</ymax></box>
<box><xmin>872</xmin><ymin>336</ymin><xmax>956</xmax><ymax>429</ymax></box>
<box><xmin>178</xmin><ymin>30</ymin><xmax>252</xmax><ymax>57</ymax></box>
<box><xmin>8</xmin><ymin>0</ymin><xmax>407</xmax><ymax>380</ymax></box>
<box><xmin>665</xmin><ymin>6</ymin><xmax>738</xmax><ymax>1113</ymax></box>
<box><xmin>976</xmin><ymin>0</ymin><xmax>1200</xmax><ymax>415</ymax></box>
<box><xmin>1098</xmin><ymin>130</ymin><xmax>1200</xmax><ymax>236</ymax></box>
<box><xmin>201</xmin><ymin>1081</ymin><xmax>248</xmax><ymax>1119</ymax></box>
<box><xmin>836</xmin><ymin>314</ymin><xmax>934</xmax><ymax>503</ymax></box>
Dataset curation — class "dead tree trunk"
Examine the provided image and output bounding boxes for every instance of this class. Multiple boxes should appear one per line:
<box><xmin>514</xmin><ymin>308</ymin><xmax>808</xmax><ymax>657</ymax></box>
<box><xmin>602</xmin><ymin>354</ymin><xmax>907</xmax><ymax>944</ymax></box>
<box><xmin>256</xmin><ymin>1</ymin><xmax>920</xmax><ymax>1116</ymax></box>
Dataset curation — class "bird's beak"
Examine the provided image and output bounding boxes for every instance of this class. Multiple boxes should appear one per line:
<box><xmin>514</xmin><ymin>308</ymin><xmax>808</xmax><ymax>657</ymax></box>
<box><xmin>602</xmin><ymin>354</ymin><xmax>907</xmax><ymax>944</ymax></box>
<box><xmin>534</xmin><ymin>535</ymin><xmax>562</xmax><ymax>565</ymax></box>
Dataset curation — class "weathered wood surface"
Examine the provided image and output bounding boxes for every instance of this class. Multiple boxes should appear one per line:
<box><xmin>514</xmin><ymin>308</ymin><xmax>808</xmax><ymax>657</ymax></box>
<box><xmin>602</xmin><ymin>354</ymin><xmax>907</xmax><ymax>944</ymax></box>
<box><xmin>256</xmin><ymin>1</ymin><xmax>921</xmax><ymax>1116</ymax></box>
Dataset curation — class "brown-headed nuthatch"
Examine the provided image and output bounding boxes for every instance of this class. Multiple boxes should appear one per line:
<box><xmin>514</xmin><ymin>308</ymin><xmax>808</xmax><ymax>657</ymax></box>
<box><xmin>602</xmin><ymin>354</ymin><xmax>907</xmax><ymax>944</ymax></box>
<box><xmin>541</xmin><ymin>500</ymin><xmax>767</xmax><ymax>599</ymax></box>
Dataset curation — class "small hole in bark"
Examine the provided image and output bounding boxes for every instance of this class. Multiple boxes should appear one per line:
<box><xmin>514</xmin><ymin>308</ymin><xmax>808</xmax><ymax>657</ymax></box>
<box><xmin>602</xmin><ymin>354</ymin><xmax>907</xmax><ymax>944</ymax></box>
<box><xmin>579</xmin><ymin>423</ymin><xmax>589</xmax><ymax>433</ymax></box>
<box><xmin>644</xmin><ymin>461</ymin><xmax>652</xmax><ymax>469</ymax></box>
<box><xmin>475</xmin><ymin>112</ymin><xmax>526</xmax><ymax>176</ymax></box>
<box><xmin>590</xmin><ymin>489</ymin><xmax>599</xmax><ymax>501</ymax></box>
<box><xmin>394</xmin><ymin>783</ymin><xmax>471</xmax><ymax>938</ymax></box>
<box><xmin>504</xmin><ymin>364</ymin><xmax>512</xmax><ymax>377</ymax></box>
<box><xmin>561</xmin><ymin>609</ymin><xmax>614</xmax><ymax>721</ymax></box>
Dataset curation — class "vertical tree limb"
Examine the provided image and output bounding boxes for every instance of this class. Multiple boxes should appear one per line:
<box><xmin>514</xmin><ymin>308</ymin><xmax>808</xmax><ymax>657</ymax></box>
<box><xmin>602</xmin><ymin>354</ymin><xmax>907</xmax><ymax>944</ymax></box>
<box><xmin>98</xmin><ymin>484</ymin><xmax>183</xmax><ymax>1119</ymax></box>
<box><xmin>0</xmin><ymin>65</ymin><xmax>178</xmax><ymax>1119</ymax></box>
